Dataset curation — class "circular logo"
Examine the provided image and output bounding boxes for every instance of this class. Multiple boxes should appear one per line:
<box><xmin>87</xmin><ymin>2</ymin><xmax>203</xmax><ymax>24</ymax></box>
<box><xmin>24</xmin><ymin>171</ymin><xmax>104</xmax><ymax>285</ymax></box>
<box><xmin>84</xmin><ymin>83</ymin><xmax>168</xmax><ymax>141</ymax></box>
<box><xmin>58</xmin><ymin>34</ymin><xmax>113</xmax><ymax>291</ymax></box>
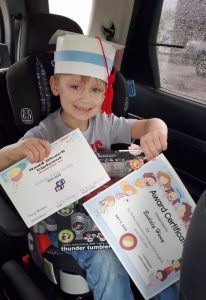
<box><xmin>58</xmin><ymin>229</ymin><xmax>75</xmax><ymax>243</ymax></box>
<box><xmin>119</xmin><ymin>233</ymin><xmax>137</xmax><ymax>250</ymax></box>
<box><xmin>57</xmin><ymin>204</ymin><xmax>74</xmax><ymax>216</ymax></box>
<box><xmin>72</xmin><ymin>221</ymin><xmax>85</xmax><ymax>233</ymax></box>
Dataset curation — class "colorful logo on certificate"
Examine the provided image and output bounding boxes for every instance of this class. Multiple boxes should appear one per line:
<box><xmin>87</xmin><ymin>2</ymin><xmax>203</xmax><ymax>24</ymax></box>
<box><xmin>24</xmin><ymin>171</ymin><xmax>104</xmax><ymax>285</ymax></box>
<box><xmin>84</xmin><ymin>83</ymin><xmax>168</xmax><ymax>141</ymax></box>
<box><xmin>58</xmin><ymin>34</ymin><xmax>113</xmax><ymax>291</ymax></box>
<box><xmin>119</xmin><ymin>233</ymin><xmax>137</xmax><ymax>250</ymax></box>
<box><xmin>55</xmin><ymin>178</ymin><xmax>65</xmax><ymax>192</ymax></box>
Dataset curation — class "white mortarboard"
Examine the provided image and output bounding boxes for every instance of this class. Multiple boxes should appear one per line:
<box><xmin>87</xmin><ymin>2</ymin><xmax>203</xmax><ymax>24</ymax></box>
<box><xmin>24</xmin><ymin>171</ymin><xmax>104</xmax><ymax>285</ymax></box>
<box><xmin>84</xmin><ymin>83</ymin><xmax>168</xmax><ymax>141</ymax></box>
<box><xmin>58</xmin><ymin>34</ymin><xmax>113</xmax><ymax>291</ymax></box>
<box><xmin>53</xmin><ymin>32</ymin><xmax>123</xmax><ymax>83</ymax></box>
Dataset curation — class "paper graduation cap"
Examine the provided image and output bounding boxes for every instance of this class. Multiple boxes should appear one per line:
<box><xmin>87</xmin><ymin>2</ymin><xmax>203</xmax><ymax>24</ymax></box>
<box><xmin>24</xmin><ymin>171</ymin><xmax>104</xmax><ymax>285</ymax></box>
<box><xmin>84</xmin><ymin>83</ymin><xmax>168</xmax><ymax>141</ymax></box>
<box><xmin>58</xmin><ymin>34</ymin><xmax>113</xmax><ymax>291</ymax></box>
<box><xmin>52</xmin><ymin>31</ymin><xmax>124</xmax><ymax>114</ymax></box>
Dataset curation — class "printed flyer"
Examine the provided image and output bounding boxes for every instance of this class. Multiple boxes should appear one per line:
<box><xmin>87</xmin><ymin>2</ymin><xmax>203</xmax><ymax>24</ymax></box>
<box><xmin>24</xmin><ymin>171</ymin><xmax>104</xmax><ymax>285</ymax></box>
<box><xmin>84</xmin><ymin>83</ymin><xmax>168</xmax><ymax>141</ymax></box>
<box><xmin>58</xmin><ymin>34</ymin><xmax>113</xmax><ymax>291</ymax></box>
<box><xmin>0</xmin><ymin>129</ymin><xmax>110</xmax><ymax>228</ymax></box>
<box><xmin>83</xmin><ymin>154</ymin><xmax>196</xmax><ymax>299</ymax></box>
<box><xmin>57</xmin><ymin>180</ymin><xmax>117</xmax><ymax>252</ymax></box>
<box><xmin>57</xmin><ymin>149</ymin><xmax>144</xmax><ymax>252</ymax></box>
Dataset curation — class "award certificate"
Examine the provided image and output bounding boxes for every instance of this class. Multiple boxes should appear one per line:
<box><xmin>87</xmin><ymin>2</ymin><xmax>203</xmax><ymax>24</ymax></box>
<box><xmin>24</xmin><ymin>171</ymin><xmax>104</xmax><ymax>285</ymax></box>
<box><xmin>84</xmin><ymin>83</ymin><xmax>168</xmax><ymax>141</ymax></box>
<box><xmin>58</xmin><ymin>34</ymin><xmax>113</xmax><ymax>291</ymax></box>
<box><xmin>84</xmin><ymin>154</ymin><xmax>195</xmax><ymax>299</ymax></box>
<box><xmin>0</xmin><ymin>129</ymin><xmax>110</xmax><ymax>227</ymax></box>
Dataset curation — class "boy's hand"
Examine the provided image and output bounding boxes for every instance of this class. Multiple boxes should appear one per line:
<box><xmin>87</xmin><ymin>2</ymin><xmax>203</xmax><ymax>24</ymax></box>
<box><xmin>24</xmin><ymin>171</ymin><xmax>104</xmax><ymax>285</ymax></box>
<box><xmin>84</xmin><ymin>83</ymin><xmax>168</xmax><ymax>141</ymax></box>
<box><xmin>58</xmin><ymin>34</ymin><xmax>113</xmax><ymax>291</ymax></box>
<box><xmin>140</xmin><ymin>129</ymin><xmax>167</xmax><ymax>161</ymax></box>
<box><xmin>8</xmin><ymin>138</ymin><xmax>51</xmax><ymax>164</ymax></box>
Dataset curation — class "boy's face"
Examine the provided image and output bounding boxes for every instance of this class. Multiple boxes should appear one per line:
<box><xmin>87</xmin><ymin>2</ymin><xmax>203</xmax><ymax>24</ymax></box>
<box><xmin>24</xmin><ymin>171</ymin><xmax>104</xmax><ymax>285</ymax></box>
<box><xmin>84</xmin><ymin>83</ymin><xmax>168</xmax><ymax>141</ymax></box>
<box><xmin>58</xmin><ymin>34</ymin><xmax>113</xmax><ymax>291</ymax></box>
<box><xmin>50</xmin><ymin>74</ymin><xmax>106</xmax><ymax>129</ymax></box>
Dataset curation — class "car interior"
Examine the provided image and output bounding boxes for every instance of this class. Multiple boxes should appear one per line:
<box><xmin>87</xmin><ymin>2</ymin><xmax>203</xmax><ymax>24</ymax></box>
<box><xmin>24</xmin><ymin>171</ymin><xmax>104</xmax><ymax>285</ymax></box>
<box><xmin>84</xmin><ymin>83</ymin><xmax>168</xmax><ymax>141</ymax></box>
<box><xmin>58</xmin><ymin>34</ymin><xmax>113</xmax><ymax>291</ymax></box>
<box><xmin>0</xmin><ymin>0</ymin><xmax>206</xmax><ymax>299</ymax></box>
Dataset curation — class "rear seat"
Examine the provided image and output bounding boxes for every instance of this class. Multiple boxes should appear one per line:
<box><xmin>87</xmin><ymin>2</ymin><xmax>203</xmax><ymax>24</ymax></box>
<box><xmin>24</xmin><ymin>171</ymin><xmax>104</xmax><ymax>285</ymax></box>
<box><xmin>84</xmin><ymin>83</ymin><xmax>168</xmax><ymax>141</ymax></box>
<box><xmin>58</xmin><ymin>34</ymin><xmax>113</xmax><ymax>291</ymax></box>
<box><xmin>0</xmin><ymin>48</ymin><xmax>27</xmax><ymax>265</ymax></box>
<box><xmin>0</xmin><ymin>67</ymin><xmax>21</xmax><ymax>148</ymax></box>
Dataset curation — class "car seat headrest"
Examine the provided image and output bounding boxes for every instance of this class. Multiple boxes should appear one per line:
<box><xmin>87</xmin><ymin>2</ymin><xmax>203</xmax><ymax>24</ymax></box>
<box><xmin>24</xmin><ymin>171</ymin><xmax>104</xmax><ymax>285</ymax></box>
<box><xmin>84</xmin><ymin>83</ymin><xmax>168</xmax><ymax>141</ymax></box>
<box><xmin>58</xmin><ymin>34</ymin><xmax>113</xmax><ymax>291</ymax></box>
<box><xmin>17</xmin><ymin>13</ymin><xmax>83</xmax><ymax>60</ymax></box>
<box><xmin>0</xmin><ymin>44</ymin><xmax>11</xmax><ymax>68</ymax></box>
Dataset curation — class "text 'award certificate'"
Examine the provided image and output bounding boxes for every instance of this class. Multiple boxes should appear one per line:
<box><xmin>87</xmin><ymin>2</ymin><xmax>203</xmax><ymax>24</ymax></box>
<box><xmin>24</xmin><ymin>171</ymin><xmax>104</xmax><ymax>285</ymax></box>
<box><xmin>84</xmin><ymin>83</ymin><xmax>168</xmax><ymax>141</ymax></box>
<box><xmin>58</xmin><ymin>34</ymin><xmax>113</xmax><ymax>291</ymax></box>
<box><xmin>0</xmin><ymin>129</ymin><xmax>110</xmax><ymax>227</ymax></box>
<box><xmin>84</xmin><ymin>154</ymin><xmax>196</xmax><ymax>299</ymax></box>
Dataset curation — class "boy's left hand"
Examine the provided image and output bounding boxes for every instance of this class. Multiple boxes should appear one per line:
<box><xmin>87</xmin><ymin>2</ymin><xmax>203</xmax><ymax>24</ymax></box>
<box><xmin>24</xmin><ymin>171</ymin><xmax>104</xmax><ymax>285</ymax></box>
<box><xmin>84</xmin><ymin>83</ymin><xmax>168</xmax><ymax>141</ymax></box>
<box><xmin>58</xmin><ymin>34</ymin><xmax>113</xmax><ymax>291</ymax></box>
<box><xmin>140</xmin><ymin>129</ymin><xmax>167</xmax><ymax>161</ymax></box>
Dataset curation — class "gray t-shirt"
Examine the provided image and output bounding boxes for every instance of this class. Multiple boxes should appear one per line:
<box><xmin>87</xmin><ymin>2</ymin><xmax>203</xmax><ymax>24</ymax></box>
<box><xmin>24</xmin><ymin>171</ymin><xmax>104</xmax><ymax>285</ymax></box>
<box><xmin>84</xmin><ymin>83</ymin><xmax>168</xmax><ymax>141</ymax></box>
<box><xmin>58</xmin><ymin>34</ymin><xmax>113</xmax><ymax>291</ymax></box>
<box><xmin>22</xmin><ymin>109</ymin><xmax>136</xmax><ymax>229</ymax></box>
<box><xmin>22</xmin><ymin>108</ymin><xmax>136</xmax><ymax>151</ymax></box>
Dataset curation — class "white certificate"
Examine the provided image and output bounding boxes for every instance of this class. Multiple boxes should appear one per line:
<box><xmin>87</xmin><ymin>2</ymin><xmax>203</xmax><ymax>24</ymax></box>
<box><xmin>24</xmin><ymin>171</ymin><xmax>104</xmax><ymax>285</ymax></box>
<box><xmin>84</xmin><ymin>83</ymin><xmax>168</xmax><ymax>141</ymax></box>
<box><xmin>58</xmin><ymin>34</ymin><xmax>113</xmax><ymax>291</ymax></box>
<box><xmin>84</xmin><ymin>154</ymin><xmax>196</xmax><ymax>299</ymax></box>
<box><xmin>0</xmin><ymin>129</ymin><xmax>110</xmax><ymax>227</ymax></box>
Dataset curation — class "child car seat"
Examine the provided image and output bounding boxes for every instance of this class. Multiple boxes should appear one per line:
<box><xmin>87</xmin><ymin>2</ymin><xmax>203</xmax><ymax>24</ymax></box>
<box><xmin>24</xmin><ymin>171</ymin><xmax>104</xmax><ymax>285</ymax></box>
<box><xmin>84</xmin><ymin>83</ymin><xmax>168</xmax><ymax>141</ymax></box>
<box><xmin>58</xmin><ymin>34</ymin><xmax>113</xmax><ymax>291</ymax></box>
<box><xmin>3</xmin><ymin>12</ymin><xmax>129</xmax><ymax>299</ymax></box>
<box><xmin>0</xmin><ymin>48</ymin><xmax>26</xmax><ymax>266</ymax></box>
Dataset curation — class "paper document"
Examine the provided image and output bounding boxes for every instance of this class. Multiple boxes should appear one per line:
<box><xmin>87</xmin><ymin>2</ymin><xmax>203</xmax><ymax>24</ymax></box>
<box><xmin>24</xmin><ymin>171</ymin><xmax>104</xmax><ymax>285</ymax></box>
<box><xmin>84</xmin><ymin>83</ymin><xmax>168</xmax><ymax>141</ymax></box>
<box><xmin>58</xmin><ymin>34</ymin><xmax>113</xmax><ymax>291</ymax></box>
<box><xmin>84</xmin><ymin>154</ymin><xmax>195</xmax><ymax>299</ymax></box>
<box><xmin>0</xmin><ymin>129</ymin><xmax>110</xmax><ymax>227</ymax></box>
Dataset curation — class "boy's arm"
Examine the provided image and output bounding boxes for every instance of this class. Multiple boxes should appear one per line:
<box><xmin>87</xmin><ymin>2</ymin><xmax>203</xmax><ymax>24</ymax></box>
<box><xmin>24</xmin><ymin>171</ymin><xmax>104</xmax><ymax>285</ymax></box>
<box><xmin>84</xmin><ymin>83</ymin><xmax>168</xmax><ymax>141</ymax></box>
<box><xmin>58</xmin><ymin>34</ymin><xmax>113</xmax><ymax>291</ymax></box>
<box><xmin>131</xmin><ymin>118</ymin><xmax>168</xmax><ymax>161</ymax></box>
<box><xmin>0</xmin><ymin>138</ymin><xmax>51</xmax><ymax>171</ymax></box>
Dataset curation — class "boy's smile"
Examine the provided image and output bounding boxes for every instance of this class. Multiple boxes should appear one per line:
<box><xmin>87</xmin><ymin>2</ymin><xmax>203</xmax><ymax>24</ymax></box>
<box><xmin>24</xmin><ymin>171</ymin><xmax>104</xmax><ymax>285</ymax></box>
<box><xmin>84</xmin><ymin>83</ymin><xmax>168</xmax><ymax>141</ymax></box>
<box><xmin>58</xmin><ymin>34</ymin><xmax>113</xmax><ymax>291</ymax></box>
<box><xmin>50</xmin><ymin>74</ymin><xmax>106</xmax><ymax>131</ymax></box>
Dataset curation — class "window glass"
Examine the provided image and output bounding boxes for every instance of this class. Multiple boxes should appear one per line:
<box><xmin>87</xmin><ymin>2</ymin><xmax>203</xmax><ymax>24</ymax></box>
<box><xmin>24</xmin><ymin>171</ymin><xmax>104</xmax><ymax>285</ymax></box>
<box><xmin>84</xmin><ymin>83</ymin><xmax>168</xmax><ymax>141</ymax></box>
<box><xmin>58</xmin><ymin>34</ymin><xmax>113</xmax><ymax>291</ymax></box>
<box><xmin>48</xmin><ymin>0</ymin><xmax>93</xmax><ymax>34</ymax></box>
<box><xmin>156</xmin><ymin>0</ymin><xmax>206</xmax><ymax>103</ymax></box>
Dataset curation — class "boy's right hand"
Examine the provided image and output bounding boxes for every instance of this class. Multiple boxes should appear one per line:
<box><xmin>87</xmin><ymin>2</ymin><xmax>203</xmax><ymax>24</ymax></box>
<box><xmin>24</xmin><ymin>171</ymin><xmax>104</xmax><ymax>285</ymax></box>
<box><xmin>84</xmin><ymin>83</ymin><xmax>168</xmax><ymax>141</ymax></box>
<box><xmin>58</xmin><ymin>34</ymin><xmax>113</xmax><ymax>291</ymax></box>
<box><xmin>8</xmin><ymin>138</ymin><xmax>51</xmax><ymax>164</ymax></box>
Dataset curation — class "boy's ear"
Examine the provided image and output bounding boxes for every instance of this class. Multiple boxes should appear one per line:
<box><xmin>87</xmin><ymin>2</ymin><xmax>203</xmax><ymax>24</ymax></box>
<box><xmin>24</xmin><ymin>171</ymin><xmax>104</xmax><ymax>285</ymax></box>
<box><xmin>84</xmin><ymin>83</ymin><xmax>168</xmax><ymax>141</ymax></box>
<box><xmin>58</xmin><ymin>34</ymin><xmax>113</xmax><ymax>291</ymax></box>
<box><xmin>50</xmin><ymin>76</ymin><xmax>59</xmax><ymax>96</ymax></box>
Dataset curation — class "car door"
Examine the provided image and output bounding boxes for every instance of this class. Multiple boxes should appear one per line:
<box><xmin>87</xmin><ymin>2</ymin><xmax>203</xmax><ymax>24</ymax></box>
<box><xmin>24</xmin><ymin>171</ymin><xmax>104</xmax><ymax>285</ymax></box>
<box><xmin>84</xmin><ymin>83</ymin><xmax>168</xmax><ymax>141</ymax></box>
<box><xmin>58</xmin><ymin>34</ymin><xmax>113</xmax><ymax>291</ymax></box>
<box><xmin>121</xmin><ymin>0</ymin><xmax>206</xmax><ymax>202</ymax></box>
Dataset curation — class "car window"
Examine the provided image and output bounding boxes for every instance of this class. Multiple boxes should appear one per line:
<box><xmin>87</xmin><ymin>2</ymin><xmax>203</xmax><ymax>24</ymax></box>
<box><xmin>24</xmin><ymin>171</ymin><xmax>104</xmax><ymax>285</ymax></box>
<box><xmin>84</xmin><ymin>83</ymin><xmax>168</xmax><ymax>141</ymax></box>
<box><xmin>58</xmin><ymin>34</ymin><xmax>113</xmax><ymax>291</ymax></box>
<box><xmin>156</xmin><ymin>0</ymin><xmax>206</xmax><ymax>103</ymax></box>
<box><xmin>48</xmin><ymin>0</ymin><xmax>93</xmax><ymax>34</ymax></box>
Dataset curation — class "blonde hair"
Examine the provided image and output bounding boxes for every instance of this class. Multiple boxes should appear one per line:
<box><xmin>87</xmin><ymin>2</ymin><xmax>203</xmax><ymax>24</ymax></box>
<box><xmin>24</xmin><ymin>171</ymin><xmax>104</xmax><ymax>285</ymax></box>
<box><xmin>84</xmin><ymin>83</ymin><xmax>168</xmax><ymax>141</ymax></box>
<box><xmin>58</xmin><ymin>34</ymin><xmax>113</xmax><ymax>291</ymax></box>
<box><xmin>54</xmin><ymin>74</ymin><xmax>106</xmax><ymax>87</ymax></box>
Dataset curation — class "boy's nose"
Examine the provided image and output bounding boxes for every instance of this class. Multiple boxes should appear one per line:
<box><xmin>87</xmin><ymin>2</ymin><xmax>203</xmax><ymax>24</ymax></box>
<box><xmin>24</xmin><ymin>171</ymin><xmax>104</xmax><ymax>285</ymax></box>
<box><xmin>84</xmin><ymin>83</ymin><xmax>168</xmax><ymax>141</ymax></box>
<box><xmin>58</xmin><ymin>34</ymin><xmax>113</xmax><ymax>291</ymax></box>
<box><xmin>79</xmin><ymin>89</ymin><xmax>91</xmax><ymax>102</ymax></box>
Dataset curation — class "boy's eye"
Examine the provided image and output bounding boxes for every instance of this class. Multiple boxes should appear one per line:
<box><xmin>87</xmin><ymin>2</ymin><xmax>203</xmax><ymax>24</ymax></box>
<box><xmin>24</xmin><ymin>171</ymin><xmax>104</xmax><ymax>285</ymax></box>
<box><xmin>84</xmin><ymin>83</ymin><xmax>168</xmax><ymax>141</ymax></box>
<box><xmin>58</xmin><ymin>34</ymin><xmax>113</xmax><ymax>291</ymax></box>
<box><xmin>93</xmin><ymin>87</ymin><xmax>104</xmax><ymax>93</ymax></box>
<box><xmin>70</xmin><ymin>85</ymin><xmax>81</xmax><ymax>90</ymax></box>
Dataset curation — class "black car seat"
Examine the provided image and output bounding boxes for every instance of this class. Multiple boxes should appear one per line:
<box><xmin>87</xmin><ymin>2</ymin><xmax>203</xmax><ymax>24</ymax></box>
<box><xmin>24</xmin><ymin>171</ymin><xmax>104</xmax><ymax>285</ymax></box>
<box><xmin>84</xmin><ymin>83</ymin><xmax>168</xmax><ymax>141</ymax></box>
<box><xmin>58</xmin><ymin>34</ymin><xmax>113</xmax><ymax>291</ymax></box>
<box><xmin>0</xmin><ymin>45</ymin><xmax>27</xmax><ymax>267</ymax></box>
<box><xmin>1</xmin><ymin>13</ymin><xmax>129</xmax><ymax>300</ymax></box>
<box><xmin>0</xmin><ymin>42</ymin><xmax>21</xmax><ymax>149</ymax></box>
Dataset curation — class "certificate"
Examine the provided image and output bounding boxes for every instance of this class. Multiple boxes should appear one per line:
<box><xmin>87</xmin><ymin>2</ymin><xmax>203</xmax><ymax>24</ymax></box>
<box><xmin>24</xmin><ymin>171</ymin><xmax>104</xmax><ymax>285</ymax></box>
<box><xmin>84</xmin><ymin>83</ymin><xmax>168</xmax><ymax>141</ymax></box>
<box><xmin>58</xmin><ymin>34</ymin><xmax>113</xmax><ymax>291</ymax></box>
<box><xmin>84</xmin><ymin>154</ymin><xmax>196</xmax><ymax>299</ymax></box>
<box><xmin>0</xmin><ymin>129</ymin><xmax>110</xmax><ymax>227</ymax></box>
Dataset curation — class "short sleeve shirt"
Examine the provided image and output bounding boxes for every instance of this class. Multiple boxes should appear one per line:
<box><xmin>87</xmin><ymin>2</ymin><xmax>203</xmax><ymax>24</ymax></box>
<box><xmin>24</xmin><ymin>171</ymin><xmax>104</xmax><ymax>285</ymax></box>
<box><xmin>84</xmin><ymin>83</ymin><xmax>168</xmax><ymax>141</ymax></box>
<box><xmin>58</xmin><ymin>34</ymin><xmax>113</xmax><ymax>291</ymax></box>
<box><xmin>22</xmin><ymin>109</ymin><xmax>136</xmax><ymax>150</ymax></box>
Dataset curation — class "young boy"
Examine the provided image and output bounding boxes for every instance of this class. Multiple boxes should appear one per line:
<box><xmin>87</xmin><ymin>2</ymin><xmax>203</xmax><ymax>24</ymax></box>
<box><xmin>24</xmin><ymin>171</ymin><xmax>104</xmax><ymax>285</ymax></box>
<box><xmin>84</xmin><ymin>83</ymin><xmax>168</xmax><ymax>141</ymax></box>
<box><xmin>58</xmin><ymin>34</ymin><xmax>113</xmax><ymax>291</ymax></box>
<box><xmin>0</xmin><ymin>33</ymin><xmax>178</xmax><ymax>299</ymax></box>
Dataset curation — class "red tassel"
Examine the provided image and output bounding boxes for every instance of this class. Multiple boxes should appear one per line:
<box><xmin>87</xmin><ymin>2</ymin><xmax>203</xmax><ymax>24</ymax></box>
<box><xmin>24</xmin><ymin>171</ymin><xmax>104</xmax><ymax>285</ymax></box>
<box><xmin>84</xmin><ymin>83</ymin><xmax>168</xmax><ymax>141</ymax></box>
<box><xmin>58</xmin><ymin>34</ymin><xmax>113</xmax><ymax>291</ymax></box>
<box><xmin>95</xmin><ymin>37</ymin><xmax>121</xmax><ymax>115</ymax></box>
<box><xmin>102</xmin><ymin>72</ymin><xmax>116</xmax><ymax>114</ymax></box>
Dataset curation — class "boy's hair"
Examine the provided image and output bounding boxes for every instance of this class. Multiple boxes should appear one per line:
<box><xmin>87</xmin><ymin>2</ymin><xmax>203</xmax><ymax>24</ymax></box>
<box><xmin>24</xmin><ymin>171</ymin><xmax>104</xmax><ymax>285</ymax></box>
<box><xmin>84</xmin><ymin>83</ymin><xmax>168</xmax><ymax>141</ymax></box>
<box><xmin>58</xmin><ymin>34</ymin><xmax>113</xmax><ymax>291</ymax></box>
<box><xmin>53</xmin><ymin>74</ymin><xmax>107</xmax><ymax>87</ymax></box>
